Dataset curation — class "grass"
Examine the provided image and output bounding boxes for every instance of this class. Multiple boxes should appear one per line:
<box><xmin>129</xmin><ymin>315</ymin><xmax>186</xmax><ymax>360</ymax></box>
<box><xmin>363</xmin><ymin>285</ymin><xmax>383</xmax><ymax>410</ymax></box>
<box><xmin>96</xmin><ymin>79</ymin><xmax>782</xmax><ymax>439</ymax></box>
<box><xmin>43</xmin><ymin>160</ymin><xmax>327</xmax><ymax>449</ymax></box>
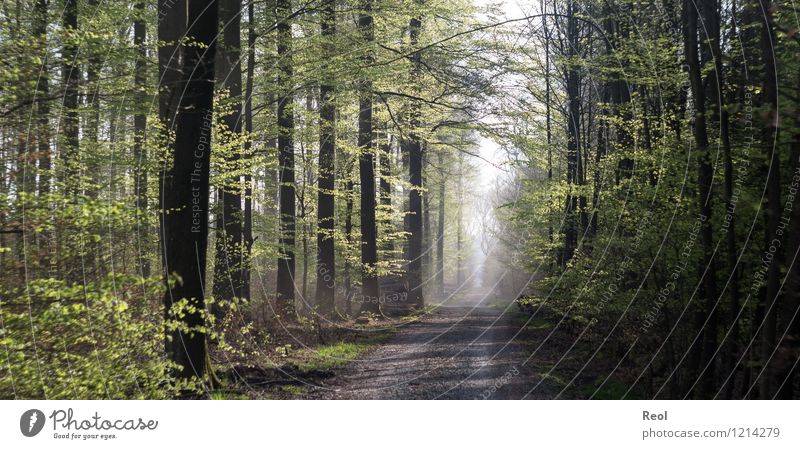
<box><xmin>297</xmin><ymin>333</ymin><xmax>393</xmax><ymax>372</ymax></box>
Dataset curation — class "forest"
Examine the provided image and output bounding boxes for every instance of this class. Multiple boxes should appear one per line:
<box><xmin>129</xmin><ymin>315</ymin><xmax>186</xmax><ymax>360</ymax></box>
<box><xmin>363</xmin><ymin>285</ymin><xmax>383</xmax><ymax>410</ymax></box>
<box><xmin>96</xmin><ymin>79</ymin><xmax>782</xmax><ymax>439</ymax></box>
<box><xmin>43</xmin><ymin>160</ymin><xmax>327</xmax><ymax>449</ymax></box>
<box><xmin>1</xmin><ymin>0</ymin><xmax>799</xmax><ymax>400</ymax></box>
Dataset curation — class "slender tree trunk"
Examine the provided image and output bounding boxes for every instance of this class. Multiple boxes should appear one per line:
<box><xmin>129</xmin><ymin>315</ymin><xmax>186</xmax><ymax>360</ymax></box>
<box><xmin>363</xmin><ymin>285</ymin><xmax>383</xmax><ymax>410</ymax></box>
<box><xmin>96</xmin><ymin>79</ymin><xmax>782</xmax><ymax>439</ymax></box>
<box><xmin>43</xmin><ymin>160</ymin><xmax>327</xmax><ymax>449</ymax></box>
<box><xmin>242</xmin><ymin>0</ymin><xmax>256</xmax><ymax>301</ymax></box>
<box><xmin>543</xmin><ymin>0</ymin><xmax>553</xmax><ymax>245</ymax></box>
<box><xmin>436</xmin><ymin>151</ymin><xmax>445</xmax><ymax>296</ymax></box>
<box><xmin>563</xmin><ymin>0</ymin><xmax>580</xmax><ymax>265</ymax></box>
<box><xmin>134</xmin><ymin>0</ymin><xmax>149</xmax><ymax>278</ymax></box>
<box><xmin>62</xmin><ymin>0</ymin><xmax>79</xmax><ymax>197</ymax></box>
<box><xmin>379</xmin><ymin>133</ymin><xmax>393</xmax><ymax>254</ymax></box>
<box><xmin>684</xmin><ymin>0</ymin><xmax>719</xmax><ymax>397</ymax></box>
<box><xmin>758</xmin><ymin>0</ymin><xmax>782</xmax><ymax>399</ymax></box>
<box><xmin>422</xmin><ymin>152</ymin><xmax>431</xmax><ymax>279</ymax></box>
<box><xmin>315</xmin><ymin>0</ymin><xmax>336</xmax><ymax>315</ymax></box>
<box><xmin>456</xmin><ymin>156</ymin><xmax>464</xmax><ymax>286</ymax></box>
<box><xmin>700</xmin><ymin>0</ymin><xmax>740</xmax><ymax>398</ymax></box>
<box><xmin>359</xmin><ymin>0</ymin><xmax>381</xmax><ymax>314</ymax></box>
<box><xmin>213</xmin><ymin>0</ymin><xmax>245</xmax><ymax>315</ymax></box>
<box><xmin>275</xmin><ymin>0</ymin><xmax>296</xmax><ymax>318</ymax></box>
<box><xmin>34</xmin><ymin>0</ymin><xmax>50</xmax><ymax>197</ymax></box>
<box><xmin>160</xmin><ymin>0</ymin><xmax>217</xmax><ymax>383</ymax></box>
<box><xmin>407</xmin><ymin>10</ymin><xmax>424</xmax><ymax>307</ymax></box>
<box><xmin>85</xmin><ymin>0</ymin><xmax>101</xmax><ymax>198</ymax></box>
<box><xmin>344</xmin><ymin>176</ymin><xmax>355</xmax><ymax>316</ymax></box>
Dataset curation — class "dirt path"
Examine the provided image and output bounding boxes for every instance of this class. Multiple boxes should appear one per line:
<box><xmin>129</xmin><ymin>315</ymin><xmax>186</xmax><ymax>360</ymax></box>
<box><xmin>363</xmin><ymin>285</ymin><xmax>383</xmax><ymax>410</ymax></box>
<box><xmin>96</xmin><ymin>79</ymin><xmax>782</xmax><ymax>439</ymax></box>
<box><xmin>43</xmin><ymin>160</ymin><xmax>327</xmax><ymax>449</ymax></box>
<box><xmin>305</xmin><ymin>290</ymin><xmax>561</xmax><ymax>399</ymax></box>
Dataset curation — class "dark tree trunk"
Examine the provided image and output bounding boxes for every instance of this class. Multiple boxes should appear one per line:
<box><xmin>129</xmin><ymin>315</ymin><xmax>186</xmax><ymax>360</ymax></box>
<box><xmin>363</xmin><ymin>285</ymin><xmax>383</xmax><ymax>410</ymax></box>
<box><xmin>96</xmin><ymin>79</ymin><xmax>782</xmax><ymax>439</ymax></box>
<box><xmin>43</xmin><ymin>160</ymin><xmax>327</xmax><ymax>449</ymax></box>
<box><xmin>758</xmin><ymin>0</ymin><xmax>782</xmax><ymax>399</ymax></box>
<box><xmin>562</xmin><ymin>1</ymin><xmax>580</xmax><ymax>265</ymax></box>
<box><xmin>407</xmin><ymin>12</ymin><xmax>424</xmax><ymax>307</ymax></box>
<box><xmin>379</xmin><ymin>133</ymin><xmax>393</xmax><ymax>253</ymax></box>
<box><xmin>358</xmin><ymin>0</ymin><xmax>381</xmax><ymax>314</ymax></box>
<box><xmin>61</xmin><ymin>0</ymin><xmax>79</xmax><ymax>197</ymax></box>
<box><xmin>422</xmin><ymin>153</ymin><xmax>431</xmax><ymax>278</ymax></box>
<box><xmin>315</xmin><ymin>0</ymin><xmax>336</xmax><ymax>316</ymax></box>
<box><xmin>160</xmin><ymin>0</ymin><xmax>218</xmax><ymax>382</ymax></box>
<box><xmin>684</xmin><ymin>0</ymin><xmax>719</xmax><ymax>397</ymax></box>
<box><xmin>34</xmin><ymin>0</ymin><xmax>50</xmax><ymax>197</ymax></box>
<box><xmin>275</xmin><ymin>0</ymin><xmax>296</xmax><ymax>318</ymax></box>
<box><xmin>212</xmin><ymin>0</ymin><xmax>244</xmax><ymax>314</ymax></box>
<box><xmin>134</xmin><ymin>0</ymin><xmax>149</xmax><ymax>278</ymax></box>
<box><xmin>242</xmin><ymin>0</ymin><xmax>256</xmax><ymax>301</ymax></box>
<box><xmin>436</xmin><ymin>151</ymin><xmax>445</xmax><ymax>296</ymax></box>
<box><xmin>776</xmin><ymin>74</ymin><xmax>800</xmax><ymax>399</ymax></box>
<box><xmin>85</xmin><ymin>0</ymin><xmax>101</xmax><ymax>198</ymax></box>
<box><xmin>701</xmin><ymin>0</ymin><xmax>740</xmax><ymax>398</ymax></box>
<box><xmin>344</xmin><ymin>176</ymin><xmax>355</xmax><ymax>316</ymax></box>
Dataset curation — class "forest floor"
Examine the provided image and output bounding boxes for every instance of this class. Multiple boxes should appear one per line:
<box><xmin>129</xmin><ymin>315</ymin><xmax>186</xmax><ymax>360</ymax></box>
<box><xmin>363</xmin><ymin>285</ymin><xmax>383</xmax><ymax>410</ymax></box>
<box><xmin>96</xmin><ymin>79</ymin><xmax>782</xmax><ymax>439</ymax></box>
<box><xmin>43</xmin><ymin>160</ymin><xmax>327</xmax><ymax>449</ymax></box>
<box><xmin>218</xmin><ymin>288</ymin><xmax>602</xmax><ymax>399</ymax></box>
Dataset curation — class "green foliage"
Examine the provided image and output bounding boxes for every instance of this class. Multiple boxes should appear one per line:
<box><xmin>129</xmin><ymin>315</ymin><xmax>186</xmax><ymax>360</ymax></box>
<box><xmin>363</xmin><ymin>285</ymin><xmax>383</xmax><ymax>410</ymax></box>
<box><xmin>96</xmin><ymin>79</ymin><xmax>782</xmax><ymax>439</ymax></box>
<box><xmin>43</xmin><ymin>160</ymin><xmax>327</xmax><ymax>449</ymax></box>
<box><xmin>0</xmin><ymin>274</ymin><xmax>186</xmax><ymax>399</ymax></box>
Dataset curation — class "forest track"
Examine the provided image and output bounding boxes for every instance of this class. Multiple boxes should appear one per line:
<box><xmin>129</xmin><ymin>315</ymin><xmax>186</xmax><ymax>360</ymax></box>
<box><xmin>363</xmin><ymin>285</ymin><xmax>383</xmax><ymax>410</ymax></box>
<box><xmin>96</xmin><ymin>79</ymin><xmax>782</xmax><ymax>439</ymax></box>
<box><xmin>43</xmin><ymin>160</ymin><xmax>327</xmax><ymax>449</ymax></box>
<box><xmin>305</xmin><ymin>289</ymin><xmax>561</xmax><ymax>399</ymax></box>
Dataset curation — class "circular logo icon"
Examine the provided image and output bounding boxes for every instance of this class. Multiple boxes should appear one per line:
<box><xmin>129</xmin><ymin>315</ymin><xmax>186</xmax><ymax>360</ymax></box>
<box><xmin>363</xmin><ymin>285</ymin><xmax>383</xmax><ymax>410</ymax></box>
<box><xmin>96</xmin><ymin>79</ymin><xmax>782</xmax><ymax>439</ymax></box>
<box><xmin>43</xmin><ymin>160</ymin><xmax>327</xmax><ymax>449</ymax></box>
<box><xmin>20</xmin><ymin>409</ymin><xmax>45</xmax><ymax>437</ymax></box>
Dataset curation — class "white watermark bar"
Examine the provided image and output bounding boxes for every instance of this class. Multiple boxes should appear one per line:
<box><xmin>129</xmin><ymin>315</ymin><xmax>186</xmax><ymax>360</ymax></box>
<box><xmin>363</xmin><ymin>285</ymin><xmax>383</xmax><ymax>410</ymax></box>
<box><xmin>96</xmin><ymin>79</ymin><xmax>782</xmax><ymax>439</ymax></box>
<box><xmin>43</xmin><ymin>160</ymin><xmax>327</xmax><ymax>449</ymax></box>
<box><xmin>1</xmin><ymin>401</ymin><xmax>797</xmax><ymax>448</ymax></box>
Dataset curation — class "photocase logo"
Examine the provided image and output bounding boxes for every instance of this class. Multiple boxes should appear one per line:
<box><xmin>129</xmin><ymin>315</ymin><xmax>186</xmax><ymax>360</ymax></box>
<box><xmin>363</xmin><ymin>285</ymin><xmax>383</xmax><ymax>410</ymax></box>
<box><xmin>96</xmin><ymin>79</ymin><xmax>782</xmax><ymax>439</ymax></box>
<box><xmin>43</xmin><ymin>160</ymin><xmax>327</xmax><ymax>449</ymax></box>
<box><xmin>20</xmin><ymin>409</ymin><xmax>45</xmax><ymax>437</ymax></box>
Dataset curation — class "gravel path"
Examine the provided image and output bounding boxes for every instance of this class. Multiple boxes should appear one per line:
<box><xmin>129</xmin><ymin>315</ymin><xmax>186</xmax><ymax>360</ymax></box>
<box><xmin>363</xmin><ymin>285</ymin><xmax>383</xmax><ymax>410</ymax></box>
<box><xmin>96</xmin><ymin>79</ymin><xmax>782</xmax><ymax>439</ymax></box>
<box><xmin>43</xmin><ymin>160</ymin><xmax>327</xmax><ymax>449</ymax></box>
<box><xmin>307</xmin><ymin>291</ymin><xmax>560</xmax><ymax>399</ymax></box>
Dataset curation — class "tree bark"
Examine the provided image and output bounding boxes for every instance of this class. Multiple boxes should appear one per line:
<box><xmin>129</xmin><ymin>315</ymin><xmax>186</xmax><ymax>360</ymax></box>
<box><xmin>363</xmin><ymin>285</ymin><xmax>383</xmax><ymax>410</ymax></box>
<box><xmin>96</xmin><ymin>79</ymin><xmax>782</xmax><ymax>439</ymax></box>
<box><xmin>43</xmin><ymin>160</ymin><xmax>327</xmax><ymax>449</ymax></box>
<box><xmin>160</xmin><ymin>0</ymin><xmax>217</xmax><ymax>382</ymax></box>
<box><xmin>61</xmin><ymin>0</ymin><xmax>79</xmax><ymax>197</ymax></box>
<box><xmin>134</xmin><ymin>0</ymin><xmax>149</xmax><ymax>278</ymax></box>
<box><xmin>358</xmin><ymin>0</ymin><xmax>381</xmax><ymax>314</ymax></box>
<box><xmin>407</xmin><ymin>11</ymin><xmax>424</xmax><ymax>307</ymax></box>
<box><xmin>684</xmin><ymin>0</ymin><xmax>719</xmax><ymax>397</ymax></box>
<box><xmin>436</xmin><ymin>151</ymin><xmax>445</xmax><ymax>296</ymax></box>
<box><xmin>34</xmin><ymin>0</ymin><xmax>50</xmax><ymax>197</ymax></box>
<box><xmin>212</xmin><ymin>0</ymin><xmax>244</xmax><ymax>315</ymax></box>
<box><xmin>757</xmin><ymin>0</ymin><xmax>782</xmax><ymax>399</ymax></box>
<box><xmin>275</xmin><ymin>0</ymin><xmax>296</xmax><ymax>318</ymax></box>
<box><xmin>242</xmin><ymin>0</ymin><xmax>256</xmax><ymax>301</ymax></box>
<box><xmin>315</xmin><ymin>0</ymin><xmax>336</xmax><ymax>316</ymax></box>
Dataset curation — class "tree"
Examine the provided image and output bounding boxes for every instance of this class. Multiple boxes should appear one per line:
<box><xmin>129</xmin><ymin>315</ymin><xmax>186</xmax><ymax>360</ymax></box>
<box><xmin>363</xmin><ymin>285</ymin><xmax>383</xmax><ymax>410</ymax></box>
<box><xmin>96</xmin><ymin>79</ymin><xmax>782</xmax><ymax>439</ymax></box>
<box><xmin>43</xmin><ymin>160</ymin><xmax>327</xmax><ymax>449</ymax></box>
<box><xmin>315</xmin><ymin>0</ymin><xmax>337</xmax><ymax>316</ymax></box>
<box><xmin>213</xmin><ymin>0</ymin><xmax>245</xmax><ymax>314</ymax></box>
<box><xmin>133</xmin><ymin>0</ymin><xmax>149</xmax><ymax>277</ymax></box>
<box><xmin>160</xmin><ymin>0</ymin><xmax>218</xmax><ymax>382</ymax></box>
<box><xmin>684</xmin><ymin>0</ymin><xmax>719</xmax><ymax>397</ymax></box>
<box><xmin>275</xmin><ymin>0</ymin><xmax>296</xmax><ymax>318</ymax></box>
<box><xmin>61</xmin><ymin>0</ymin><xmax>79</xmax><ymax>196</ymax></box>
<box><xmin>406</xmin><ymin>8</ymin><xmax>424</xmax><ymax>307</ymax></box>
<box><xmin>359</xmin><ymin>0</ymin><xmax>381</xmax><ymax>314</ymax></box>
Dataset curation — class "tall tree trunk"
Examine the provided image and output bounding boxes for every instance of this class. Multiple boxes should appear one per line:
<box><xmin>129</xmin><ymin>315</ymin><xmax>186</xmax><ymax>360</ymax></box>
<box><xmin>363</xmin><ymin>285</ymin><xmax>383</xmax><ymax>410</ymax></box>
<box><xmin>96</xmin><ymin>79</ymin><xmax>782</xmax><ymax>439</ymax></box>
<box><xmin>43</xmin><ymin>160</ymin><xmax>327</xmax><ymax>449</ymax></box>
<box><xmin>422</xmin><ymin>152</ymin><xmax>431</xmax><ymax>279</ymax></box>
<box><xmin>358</xmin><ymin>0</ymin><xmax>381</xmax><ymax>314</ymax></box>
<box><xmin>758</xmin><ymin>0</ymin><xmax>782</xmax><ymax>399</ymax></box>
<box><xmin>134</xmin><ymin>0</ymin><xmax>149</xmax><ymax>278</ymax></box>
<box><xmin>242</xmin><ymin>0</ymin><xmax>256</xmax><ymax>301</ymax></box>
<box><xmin>543</xmin><ymin>0</ymin><xmax>554</xmax><ymax>245</ymax></box>
<box><xmin>212</xmin><ymin>0</ymin><xmax>244</xmax><ymax>315</ymax></box>
<box><xmin>34</xmin><ymin>0</ymin><xmax>50</xmax><ymax>197</ymax></box>
<box><xmin>275</xmin><ymin>0</ymin><xmax>296</xmax><ymax>318</ymax></box>
<box><xmin>562</xmin><ymin>0</ymin><xmax>580</xmax><ymax>265</ymax></box>
<box><xmin>456</xmin><ymin>155</ymin><xmax>464</xmax><ymax>286</ymax></box>
<box><xmin>436</xmin><ymin>151</ymin><xmax>445</xmax><ymax>296</ymax></box>
<box><xmin>407</xmin><ymin>10</ymin><xmax>424</xmax><ymax>307</ymax></box>
<box><xmin>776</xmin><ymin>70</ymin><xmax>800</xmax><ymax>399</ymax></box>
<box><xmin>344</xmin><ymin>176</ymin><xmax>354</xmax><ymax>316</ymax></box>
<box><xmin>61</xmin><ymin>0</ymin><xmax>79</xmax><ymax>197</ymax></box>
<box><xmin>684</xmin><ymin>0</ymin><xmax>719</xmax><ymax>397</ymax></box>
<box><xmin>379</xmin><ymin>133</ymin><xmax>393</xmax><ymax>254</ymax></box>
<box><xmin>160</xmin><ymin>0</ymin><xmax>218</xmax><ymax>383</ymax></box>
<box><xmin>315</xmin><ymin>0</ymin><xmax>336</xmax><ymax>316</ymax></box>
<box><xmin>85</xmin><ymin>0</ymin><xmax>101</xmax><ymax>198</ymax></box>
<box><xmin>701</xmin><ymin>0</ymin><xmax>740</xmax><ymax>399</ymax></box>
